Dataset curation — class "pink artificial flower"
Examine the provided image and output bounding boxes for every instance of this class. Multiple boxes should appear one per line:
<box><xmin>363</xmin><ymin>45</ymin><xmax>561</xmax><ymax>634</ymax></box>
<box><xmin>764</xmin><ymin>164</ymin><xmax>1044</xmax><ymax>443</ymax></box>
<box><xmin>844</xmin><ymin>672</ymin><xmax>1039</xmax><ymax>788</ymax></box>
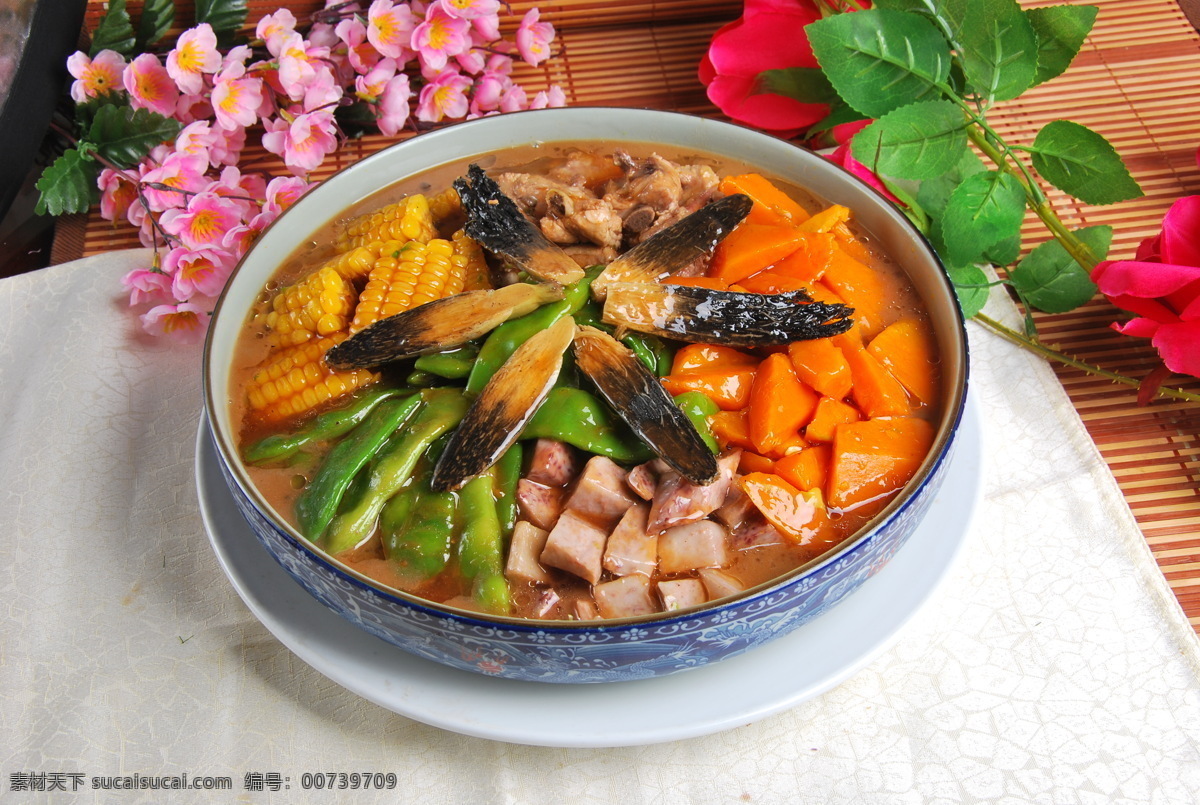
<box><xmin>416</xmin><ymin>70</ymin><xmax>472</xmax><ymax>122</ymax></box>
<box><xmin>337</xmin><ymin>18</ymin><xmax>382</xmax><ymax>74</ymax></box>
<box><xmin>224</xmin><ymin>209</ymin><xmax>279</xmax><ymax>255</ymax></box>
<box><xmin>140</xmin><ymin>301</ymin><xmax>212</xmax><ymax>343</ymax></box>
<box><xmin>159</xmin><ymin>192</ymin><xmax>244</xmax><ymax>251</ymax></box>
<box><xmin>121</xmin><ymin>267</ymin><xmax>174</xmax><ymax>306</ymax></box>
<box><xmin>167</xmin><ymin>24</ymin><xmax>222</xmax><ymax>95</ymax></box>
<box><xmin>1091</xmin><ymin>195</ymin><xmax>1200</xmax><ymax>387</ymax></box>
<box><xmin>471</xmin><ymin>13</ymin><xmax>501</xmax><ymax>41</ymax></box>
<box><xmin>376</xmin><ymin>74</ymin><xmax>413</xmax><ymax>136</ymax></box>
<box><xmin>303</xmin><ymin>67</ymin><xmax>344</xmax><ymax>112</ymax></box>
<box><xmin>264</xmin><ymin>175</ymin><xmax>312</xmax><ymax>214</ymax></box>
<box><xmin>139</xmin><ymin>152</ymin><xmax>209</xmax><ymax>212</ymax></box>
<box><xmin>515</xmin><ymin>9</ymin><xmax>555</xmax><ymax>67</ymax></box>
<box><xmin>97</xmin><ymin>168</ymin><xmax>139</xmax><ymax>222</ymax></box>
<box><xmin>367</xmin><ymin>0</ymin><xmax>417</xmax><ymax>62</ymax></box>
<box><xmin>470</xmin><ymin>70</ymin><xmax>510</xmax><ymax>114</ymax></box>
<box><xmin>256</xmin><ymin>9</ymin><xmax>298</xmax><ymax>56</ymax></box>
<box><xmin>164</xmin><ymin>246</ymin><xmax>237</xmax><ymax>299</ymax></box>
<box><xmin>499</xmin><ymin>84</ymin><xmax>528</xmax><ymax>113</ymax></box>
<box><xmin>823</xmin><ymin>119</ymin><xmax>900</xmax><ymax>203</ymax></box>
<box><xmin>123</xmin><ymin>54</ymin><xmax>179</xmax><ymax>116</ymax></box>
<box><xmin>412</xmin><ymin>2</ymin><xmax>472</xmax><ymax>72</ymax></box>
<box><xmin>203</xmin><ymin>165</ymin><xmax>262</xmax><ymax>220</ymax></box>
<box><xmin>528</xmin><ymin>86</ymin><xmax>567</xmax><ymax>109</ymax></box>
<box><xmin>262</xmin><ymin>111</ymin><xmax>340</xmax><ymax>175</ymax></box>
<box><xmin>66</xmin><ymin>50</ymin><xmax>126</xmax><ymax>103</ymax></box>
<box><xmin>211</xmin><ymin>60</ymin><xmax>265</xmax><ymax>130</ymax></box>
<box><xmin>698</xmin><ymin>0</ymin><xmax>829</xmax><ymax>138</ymax></box>
<box><xmin>173</xmin><ymin>91</ymin><xmax>214</xmax><ymax>125</ymax></box>
<box><xmin>441</xmin><ymin>0</ymin><xmax>501</xmax><ymax>20</ymax></box>
<box><xmin>355</xmin><ymin>58</ymin><xmax>398</xmax><ymax>102</ymax></box>
<box><xmin>277</xmin><ymin>32</ymin><xmax>323</xmax><ymax>100</ymax></box>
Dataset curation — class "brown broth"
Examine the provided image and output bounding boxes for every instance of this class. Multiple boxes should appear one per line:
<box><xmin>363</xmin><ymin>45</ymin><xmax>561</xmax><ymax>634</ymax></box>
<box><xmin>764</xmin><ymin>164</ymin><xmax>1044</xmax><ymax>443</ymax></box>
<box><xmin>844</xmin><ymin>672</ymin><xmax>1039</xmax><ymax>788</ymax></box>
<box><xmin>230</xmin><ymin>143</ymin><xmax>940</xmax><ymax>621</ymax></box>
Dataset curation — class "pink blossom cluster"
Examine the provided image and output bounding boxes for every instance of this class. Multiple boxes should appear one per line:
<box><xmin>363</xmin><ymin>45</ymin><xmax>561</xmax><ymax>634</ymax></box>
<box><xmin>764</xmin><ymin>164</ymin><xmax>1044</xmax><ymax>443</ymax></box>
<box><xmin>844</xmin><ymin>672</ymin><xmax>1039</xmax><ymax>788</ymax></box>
<box><xmin>66</xmin><ymin>1</ymin><xmax>564</xmax><ymax>342</ymax></box>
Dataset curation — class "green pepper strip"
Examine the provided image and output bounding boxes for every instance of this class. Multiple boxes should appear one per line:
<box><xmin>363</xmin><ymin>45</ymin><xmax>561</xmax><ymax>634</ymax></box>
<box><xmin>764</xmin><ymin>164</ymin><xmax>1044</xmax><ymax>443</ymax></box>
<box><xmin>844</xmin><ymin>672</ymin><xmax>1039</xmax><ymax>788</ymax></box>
<box><xmin>383</xmin><ymin>479</ymin><xmax>457</xmax><ymax>580</ymax></box>
<box><xmin>621</xmin><ymin>333</ymin><xmax>659</xmax><ymax>374</ymax></box>
<box><xmin>457</xmin><ymin>473</ymin><xmax>511</xmax><ymax>615</ymax></box>
<box><xmin>413</xmin><ymin>344</ymin><xmax>479</xmax><ymax>379</ymax></box>
<box><xmin>523</xmin><ymin>387</ymin><xmax>653</xmax><ymax>463</ymax></box>
<box><xmin>491</xmin><ymin>442</ymin><xmax>523</xmax><ymax>538</ymax></box>
<box><xmin>294</xmin><ymin>395</ymin><xmax>422</xmax><ymax>542</ymax></box>
<box><xmin>325</xmin><ymin>388</ymin><xmax>470</xmax><ymax>555</ymax></box>
<box><xmin>672</xmin><ymin>391</ymin><xmax>721</xmax><ymax>454</ymax></box>
<box><xmin>465</xmin><ymin>268</ymin><xmax>601</xmax><ymax>395</ymax></box>
<box><xmin>243</xmin><ymin>388</ymin><xmax>404</xmax><ymax>465</ymax></box>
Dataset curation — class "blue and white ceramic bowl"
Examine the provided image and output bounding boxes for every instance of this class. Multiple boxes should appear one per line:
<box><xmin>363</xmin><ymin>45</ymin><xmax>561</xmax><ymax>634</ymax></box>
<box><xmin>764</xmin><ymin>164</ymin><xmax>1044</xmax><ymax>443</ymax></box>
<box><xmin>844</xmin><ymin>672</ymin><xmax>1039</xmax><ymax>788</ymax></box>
<box><xmin>203</xmin><ymin>108</ymin><xmax>968</xmax><ymax>684</ymax></box>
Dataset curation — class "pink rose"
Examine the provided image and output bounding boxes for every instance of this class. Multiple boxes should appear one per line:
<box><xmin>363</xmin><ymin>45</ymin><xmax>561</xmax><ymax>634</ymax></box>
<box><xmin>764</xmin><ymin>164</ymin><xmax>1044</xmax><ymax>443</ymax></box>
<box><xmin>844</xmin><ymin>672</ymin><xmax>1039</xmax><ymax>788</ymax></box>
<box><xmin>698</xmin><ymin>0</ymin><xmax>830</xmax><ymax>138</ymax></box>
<box><xmin>823</xmin><ymin>119</ymin><xmax>899</xmax><ymax>203</ymax></box>
<box><xmin>1091</xmin><ymin>195</ymin><xmax>1200</xmax><ymax>385</ymax></box>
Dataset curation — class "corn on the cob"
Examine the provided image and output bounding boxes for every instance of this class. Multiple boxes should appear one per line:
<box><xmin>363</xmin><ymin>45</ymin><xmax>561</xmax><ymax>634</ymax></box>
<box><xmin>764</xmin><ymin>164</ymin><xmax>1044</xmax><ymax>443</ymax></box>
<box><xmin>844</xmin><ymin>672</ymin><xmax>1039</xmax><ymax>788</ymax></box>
<box><xmin>452</xmin><ymin>229</ymin><xmax>491</xmax><ymax>291</ymax></box>
<box><xmin>324</xmin><ymin>244</ymin><xmax>382</xmax><ymax>282</ymax></box>
<box><xmin>264</xmin><ymin>267</ymin><xmax>357</xmax><ymax>347</ymax></box>
<box><xmin>336</xmin><ymin>194</ymin><xmax>437</xmax><ymax>252</ymax></box>
<box><xmin>349</xmin><ymin>238</ymin><xmax>468</xmax><ymax>333</ymax></box>
<box><xmin>429</xmin><ymin>187</ymin><xmax>462</xmax><ymax>225</ymax></box>
<box><xmin>246</xmin><ymin>333</ymin><xmax>379</xmax><ymax>422</ymax></box>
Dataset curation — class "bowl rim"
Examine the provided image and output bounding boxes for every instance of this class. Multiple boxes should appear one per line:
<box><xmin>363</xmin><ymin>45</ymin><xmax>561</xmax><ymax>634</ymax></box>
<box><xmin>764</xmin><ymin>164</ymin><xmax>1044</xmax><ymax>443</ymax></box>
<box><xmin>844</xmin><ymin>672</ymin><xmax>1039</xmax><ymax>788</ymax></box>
<box><xmin>202</xmin><ymin>106</ymin><xmax>969</xmax><ymax>632</ymax></box>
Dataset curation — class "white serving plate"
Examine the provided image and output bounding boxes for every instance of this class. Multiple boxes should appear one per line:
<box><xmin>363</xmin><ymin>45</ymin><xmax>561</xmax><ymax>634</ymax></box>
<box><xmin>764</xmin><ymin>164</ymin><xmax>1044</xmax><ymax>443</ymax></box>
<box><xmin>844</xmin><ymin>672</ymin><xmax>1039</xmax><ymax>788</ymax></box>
<box><xmin>195</xmin><ymin>396</ymin><xmax>981</xmax><ymax>748</ymax></box>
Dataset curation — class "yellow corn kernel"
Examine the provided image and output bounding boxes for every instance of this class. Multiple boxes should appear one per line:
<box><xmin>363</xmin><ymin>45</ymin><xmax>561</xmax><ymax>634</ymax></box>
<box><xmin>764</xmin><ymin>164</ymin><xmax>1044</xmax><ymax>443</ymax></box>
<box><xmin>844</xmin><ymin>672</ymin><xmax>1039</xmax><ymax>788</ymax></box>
<box><xmin>263</xmin><ymin>267</ymin><xmax>357</xmax><ymax>347</ymax></box>
<box><xmin>324</xmin><ymin>244</ymin><xmax>382</xmax><ymax>282</ymax></box>
<box><xmin>246</xmin><ymin>334</ymin><xmax>380</xmax><ymax>423</ymax></box>
<box><xmin>452</xmin><ymin>229</ymin><xmax>491</xmax><ymax>291</ymax></box>
<box><xmin>429</xmin><ymin>186</ymin><xmax>462</xmax><ymax>225</ymax></box>
<box><xmin>336</xmin><ymin>194</ymin><xmax>437</xmax><ymax>252</ymax></box>
<box><xmin>349</xmin><ymin>238</ymin><xmax>467</xmax><ymax>333</ymax></box>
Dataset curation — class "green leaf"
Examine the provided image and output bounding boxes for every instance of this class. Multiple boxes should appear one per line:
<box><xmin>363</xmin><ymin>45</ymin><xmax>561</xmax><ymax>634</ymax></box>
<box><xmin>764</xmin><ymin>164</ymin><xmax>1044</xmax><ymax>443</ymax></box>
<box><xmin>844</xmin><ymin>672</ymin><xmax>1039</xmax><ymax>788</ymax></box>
<box><xmin>1008</xmin><ymin>225</ymin><xmax>1112</xmax><ymax>312</ymax></box>
<box><xmin>850</xmin><ymin>99</ymin><xmax>968</xmax><ymax>180</ymax></box>
<box><xmin>947</xmin><ymin>264</ymin><xmax>991</xmax><ymax>318</ymax></box>
<box><xmin>804</xmin><ymin>103</ymin><xmax>869</xmax><ymax>141</ymax></box>
<box><xmin>806</xmin><ymin>9</ymin><xmax>952</xmax><ymax>118</ymax></box>
<box><xmin>938</xmin><ymin>169</ymin><xmax>1027</xmax><ymax>266</ymax></box>
<box><xmin>89</xmin><ymin>0</ymin><xmax>136</xmax><ymax>58</ymax></box>
<box><xmin>35</xmin><ymin>149</ymin><xmax>97</xmax><ymax>217</ymax></box>
<box><xmin>872</xmin><ymin>0</ymin><xmax>968</xmax><ymax>48</ymax></box>
<box><xmin>755</xmin><ymin>67</ymin><xmax>838</xmax><ymax>105</ymax></box>
<box><xmin>984</xmin><ymin>233</ymin><xmax>1021</xmax><ymax>266</ymax></box>
<box><xmin>1026</xmin><ymin>5</ymin><xmax>1097</xmax><ymax>85</ymax></box>
<box><xmin>88</xmin><ymin>105</ymin><xmax>183</xmax><ymax>170</ymax></box>
<box><xmin>1029</xmin><ymin>120</ymin><xmax>1143</xmax><ymax>205</ymax></box>
<box><xmin>195</xmin><ymin>0</ymin><xmax>248</xmax><ymax>37</ymax></box>
<box><xmin>915</xmin><ymin>147</ymin><xmax>986</xmax><ymax>219</ymax></box>
<box><xmin>136</xmin><ymin>0</ymin><xmax>176</xmax><ymax>49</ymax></box>
<box><xmin>959</xmin><ymin>0</ymin><xmax>1040</xmax><ymax>102</ymax></box>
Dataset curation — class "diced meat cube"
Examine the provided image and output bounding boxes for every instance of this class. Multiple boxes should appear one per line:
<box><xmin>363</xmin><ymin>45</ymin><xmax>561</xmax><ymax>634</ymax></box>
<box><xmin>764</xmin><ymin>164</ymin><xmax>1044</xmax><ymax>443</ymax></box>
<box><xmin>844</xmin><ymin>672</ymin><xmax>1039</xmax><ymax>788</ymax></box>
<box><xmin>626</xmin><ymin>462</ymin><xmax>658</xmax><ymax>500</ymax></box>
<box><xmin>658</xmin><ymin>578</ymin><xmax>708</xmax><ymax>612</ymax></box>
<box><xmin>526</xmin><ymin>439</ymin><xmax>579</xmax><ymax>487</ymax></box>
<box><xmin>658</xmin><ymin>520</ymin><xmax>730</xmax><ymax>574</ymax></box>
<box><xmin>563</xmin><ymin>456</ymin><xmax>636</xmax><ymax>526</ymax></box>
<box><xmin>516</xmin><ymin>479</ymin><xmax>563</xmax><ymax>531</ymax></box>
<box><xmin>573</xmin><ymin>598</ymin><xmax>600</xmax><ymax>620</ymax></box>
<box><xmin>699</xmin><ymin>568</ymin><xmax>745</xmax><ymax>601</ymax></box>
<box><xmin>731</xmin><ymin>515</ymin><xmax>786</xmax><ymax>550</ymax></box>
<box><xmin>713</xmin><ymin>482</ymin><xmax>755</xmax><ymax>529</ymax></box>
<box><xmin>594</xmin><ymin>575</ymin><xmax>660</xmax><ymax>619</ymax></box>
<box><xmin>505</xmin><ymin>521</ymin><xmax>553</xmax><ymax>585</ymax></box>
<box><xmin>602</xmin><ymin>503</ymin><xmax>657</xmax><ymax>577</ymax></box>
<box><xmin>540</xmin><ymin>509</ymin><xmax>608</xmax><ymax>584</ymax></box>
<box><xmin>647</xmin><ymin>451</ymin><xmax>739</xmax><ymax>534</ymax></box>
<box><xmin>531</xmin><ymin>588</ymin><xmax>562</xmax><ymax>619</ymax></box>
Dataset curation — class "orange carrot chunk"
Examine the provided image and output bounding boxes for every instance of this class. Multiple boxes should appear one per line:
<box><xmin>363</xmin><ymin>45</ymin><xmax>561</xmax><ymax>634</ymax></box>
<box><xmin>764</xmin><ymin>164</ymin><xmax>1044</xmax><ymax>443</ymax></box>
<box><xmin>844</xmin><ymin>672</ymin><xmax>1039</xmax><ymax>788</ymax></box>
<box><xmin>827</xmin><ymin>417</ymin><xmax>935</xmax><ymax>511</ymax></box>
<box><xmin>709</xmin><ymin>409</ymin><xmax>754</xmax><ymax>451</ymax></box>
<box><xmin>821</xmin><ymin>246</ymin><xmax>888</xmax><ymax>337</ymax></box>
<box><xmin>708</xmin><ymin>223</ymin><xmax>809</xmax><ymax>284</ymax></box>
<box><xmin>796</xmin><ymin>205</ymin><xmax>851</xmax><ymax>233</ymax></box>
<box><xmin>719</xmin><ymin>173</ymin><xmax>811</xmax><ymax>226</ymax></box>
<box><xmin>774</xmin><ymin>444</ymin><xmax>831</xmax><ymax>493</ymax></box>
<box><xmin>661</xmin><ymin>368</ymin><xmax>755</xmax><ymax>411</ymax></box>
<box><xmin>735</xmin><ymin>269</ymin><xmax>812</xmax><ymax>296</ymax></box>
<box><xmin>805</xmin><ymin>396</ymin><xmax>862</xmax><ymax>443</ymax></box>
<box><xmin>787</xmin><ymin>339</ymin><xmax>853</xmax><ymax>401</ymax></box>
<box><xmin>748</xmin><ymin>353</ymin><xmax>820</xmax><ymax>455</ymax></box>
<box><xmin>738</xmin><ymin>450</ymin><xmax>776</xmax><ymax>475</ymax></box>
<box><xmin>832</xmin><ymin>221</ymin><xmax>874</xmax><ymax>265</ymax></box>
<box><xmin>739</xmin><ymin>472</ymin><xmax>831</xmax><ymax>545</ymax></box>
<box><xmin>670</xmin><ymin>343</ymin><xmax>759</xmax><ymax>375</ymax></box>
<box><xmin>866</xmin><ymin>318</ymin><xmax>941</xmax><ymax>407</ymax></box>
<box><xmin>769</xmin><ymin>232</ymin><xmax>837</xmax><ymax>285</ymax></box>
<box><xmin>842</xmin><ymin>344</ymin><xmax>911</xmax><ymax>418</ymax></box>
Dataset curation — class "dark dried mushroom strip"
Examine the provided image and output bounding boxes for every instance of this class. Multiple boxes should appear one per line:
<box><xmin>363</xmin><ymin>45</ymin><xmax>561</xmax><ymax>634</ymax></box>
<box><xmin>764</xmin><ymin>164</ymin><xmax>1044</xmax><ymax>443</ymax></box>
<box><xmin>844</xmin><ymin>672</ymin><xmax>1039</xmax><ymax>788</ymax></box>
<box><xmin>601</xmin><ymin>282</ymin><xmax>854</xmax><ymax>347</ymax></box>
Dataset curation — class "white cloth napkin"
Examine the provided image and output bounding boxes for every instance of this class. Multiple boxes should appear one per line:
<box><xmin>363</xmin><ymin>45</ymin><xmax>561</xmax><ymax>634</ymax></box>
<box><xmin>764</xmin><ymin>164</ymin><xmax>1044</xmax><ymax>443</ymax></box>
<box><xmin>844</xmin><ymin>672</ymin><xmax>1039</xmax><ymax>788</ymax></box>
<box><xmin>3</xmin><ymin>250</ymin><xmax>1199</xmax><ymax>803</ymax></box>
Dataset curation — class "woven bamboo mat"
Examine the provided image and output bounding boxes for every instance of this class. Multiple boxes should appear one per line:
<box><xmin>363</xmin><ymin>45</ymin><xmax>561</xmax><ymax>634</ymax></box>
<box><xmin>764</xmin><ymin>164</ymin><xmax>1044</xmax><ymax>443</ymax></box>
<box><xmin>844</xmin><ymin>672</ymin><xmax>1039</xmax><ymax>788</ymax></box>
<box><xmin>64</xmin><ymin>1</ymin><xmax>1200</xmax><ymax>628</ymax></box>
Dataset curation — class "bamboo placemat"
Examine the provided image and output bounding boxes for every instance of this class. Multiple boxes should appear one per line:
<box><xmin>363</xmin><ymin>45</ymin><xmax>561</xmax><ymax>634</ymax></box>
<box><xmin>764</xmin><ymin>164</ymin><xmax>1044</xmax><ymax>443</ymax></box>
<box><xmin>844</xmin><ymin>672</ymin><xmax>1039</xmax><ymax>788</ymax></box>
<box><xmin>65</xmin><ymin>1</ymin><xmax>1200</xmax><ymax>628</ymax></box>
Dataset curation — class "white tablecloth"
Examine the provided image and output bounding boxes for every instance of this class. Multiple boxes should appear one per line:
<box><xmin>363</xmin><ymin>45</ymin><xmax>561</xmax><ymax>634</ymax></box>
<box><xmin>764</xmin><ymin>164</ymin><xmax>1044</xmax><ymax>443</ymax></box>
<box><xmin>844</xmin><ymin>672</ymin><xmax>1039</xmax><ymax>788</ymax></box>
<box><xmin>3</xmin><ymin>250</ymin><xmax>1199</xmax><ymax>803</ymax></box>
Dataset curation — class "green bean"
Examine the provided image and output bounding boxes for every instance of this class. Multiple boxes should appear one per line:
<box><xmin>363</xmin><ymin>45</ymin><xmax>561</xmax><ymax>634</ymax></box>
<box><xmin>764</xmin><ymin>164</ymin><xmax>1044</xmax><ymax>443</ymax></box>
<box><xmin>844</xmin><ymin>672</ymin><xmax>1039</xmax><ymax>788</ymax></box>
<box><xmin>243</xmin><ymin>388</ymin><xmax>404</xmax><ymax>465</ymax></box>
<box><xmin>295</xmin><ymin>395</ymin><xmax>422</xmax><ymax>542</ymax></box>
<box><xmin>457</xmin><ymin>474</ymin><xmax>510</xmax><ymax>614</ymax></box>
<box><xmin>384</xmin><ymin>481</ymin><xmax>457</xmax><ymax>580</ymax></box>
<box><xmin>324</xmin><ymin>388</ymin><xmax>470</xmax><ymax>555</ymax></box>
<box><xmin>404</xmin><ymin>369</ymin><xmax>441</xmax><ymax>387</ymax></box>
<box><xmin>672</xmin><ymin>391</ymin><xmax>721</xmax><ymax>454</ymax></box>
<box><xmin>491</xmin><ymin>442</ymin><xmax>523</xmax><ymax>538</ymax></box>
<box><xmin>413</xmin><ymin>344</ymin><xmax>479</xmax><ymax>379</ymax></box>
<box><xmin>522</xmin><ymin>387</ymin><xmax>653</xmax><ymax>463</ymax></box>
